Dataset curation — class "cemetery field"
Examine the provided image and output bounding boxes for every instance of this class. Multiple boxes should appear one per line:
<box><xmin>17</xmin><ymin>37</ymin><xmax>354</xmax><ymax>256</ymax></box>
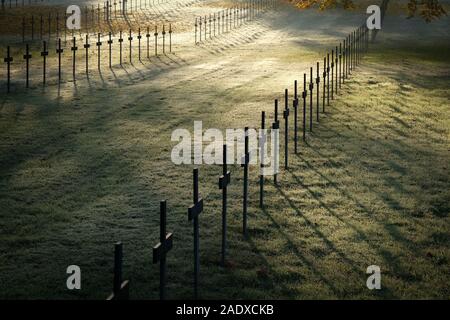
<box><xmin>0</xmin><ymin>1</ymin><xmax>449</xmax><ymax>299</ymax></box>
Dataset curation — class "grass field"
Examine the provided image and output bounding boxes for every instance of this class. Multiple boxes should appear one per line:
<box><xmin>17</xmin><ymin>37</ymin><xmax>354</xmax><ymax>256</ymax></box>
<box><xmin>0</xmin><ymin>2</ymin><xmax>449</xmax><ymax>299</ymax></box>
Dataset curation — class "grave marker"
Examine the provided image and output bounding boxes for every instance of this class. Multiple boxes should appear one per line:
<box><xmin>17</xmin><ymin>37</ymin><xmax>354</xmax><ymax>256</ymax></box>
<box><xmin>331</xmin><ymin>50</ymin><xmax>334</xmax><ymax>100</ymax></box>
<box><xmin>344</xmin><ymin>36</ymin><xmax>347</xmax><ymax>78</ymax></box>
<box><xmin>350</xmin><ymin>33</ymin><xmax>353</xmax><ymax>73</ymax></box>
<box><xmin>242</xmin><ymin>127</ymin><xmax>250</xmax><ymax>237</ymax></box>
<box><xmin>209</xmin><ymin>15</ymin><xmax>211</xmax><ymax>39</ymax></box>
<box><xmin>4</xmin><ymin>46</ymin><xmax>13</xmax><ymax>93</ymax></box>
<box><xmin>273</xmin><ymin>99</ymin><xmax>279</xmax><ymax>185</ymax></box>
<box><xmin>106</xmin><ymin>242</ymin><xmax>130</xmax><ymax>300</ymax></box>
<box><xmin>169</xmin><ymin>24</ymin><xmax>172</xmax><ymax>53</ymax></box>
<box><xmin>84</xmin><ymin>35</ymin><xmax>90</xmax><ymax>74</ymax></box>
<box><xmin>293</xmin><ymin>80</ymin><xmax>298</xmax><ymax>154</ymax></box>
<box><xmin>322</xmin><ymin>57</ymin><xmax>326</xmax><ymax>112</ymax></box>
<box><xmin>153</xmin><ymin>200</ymin><xmax>173</xmax><ymax>300</ymax></box>
<box><xmin>302</xmin><ymin>73</ymin><xmax>307</xmax><ymax>141</ymax></box>
<box><xmin>199</xmin><ymin>17</ymin><xmax>202</xmax><ymax>42</ymax></box>
<box><xmin>339</xmin><ymin>43</ymin><xmax>342</xmax><ymax>89</ymax></box>
<box><xmin>154</xmin><ymin>26</ymin><xmax>158</xmax><ymax>56</ymax></box>
<box><xmin>119</xmin><ymin>31</ymin><xmax>123</xmax><ymax>65</ymax></box>
<box><xmin>259</xmin><ymin>113</ymin><xmax>265</xmax><ymax>207</ymax></box>
<box><xmin>128</xmin><ymin>30</ymin><xmax>133</xmax><ymax>63</ymax></box>
<box><xmin>162</xmin><ymin>25</ymin><xmax>166</xmax><ymax>54</ymax></box>
<box><xmin>146</xmin><ymin>27</ymin><xmax>150</xmax><ymax>58</ymax></box>
<box><xmin>195</xmin><ymin>18</ymin><xmax>198</xmax><ymax>44</ymax></box>
<box><xmin>97</xmin><ymin>33</ymin><xmax>102</xmax><ymax>70</ymax></box>
<box><xmin>335</xmin><ymin>46</ymin><xmax>338</xmax><ymax>94</ymax></box>
<box><xmin>108</xmin><ymin>32</ymin><xmax>113</xmax><ymax>68</ymax></box>
<box><xmin>327</xmin><ymin>53</ymin><xmax>330</xmax><ymax>106</ymax></box>
<box><xmin>71</xmin><ymin>37</ymin><xmax>78</xmax><ymax>78</ymax></box>
<box><xmin>204</xmin><ymin>15</ymin><xmax>207</xmax><ymax>39</ymax></box>
<box><xmin>309</xmin><ymin>67</ymin><xmax>314</xmax><ymax>132</ymax></box>
<box><xmin>187</xmin><ymin>168</ymin><xmax>203</xmax><ymax>299</ymax></box>
<box><xmin>56</xmin><ymin>38</ymin><xmax>63</xmax><ymax>82</ymax></box>
<box><xmin>23</xmin><ymin>44</ymin><xmax>32</xmax><ymax>88</ymax></box>
<box><xmin>316</xmin><ymin>62</ymin><xmax>320</xmax><ymax>122</ymax></box>
<box><xmin>283</xmin><ymin>89</ymin><xmax>289</xmax><ymax>169</ymax></box>
<box><xmin>41</xmin><ymin>41</ymin><xmax>48</xmax><ymax>85</ymax></box>
<box><xmin>219</xmin><ymin>144</ymin><xmax>231</xmax><ymax>266</ymax></box>
<box><xmin>217</xmin><ymin>14</ymin><xmax>220</xmax><ymax>36</ymax></box>
<box><xmin>138</xmin><ymin>28</ymin><xmax>142</xmax><ymax>61</ymax></box>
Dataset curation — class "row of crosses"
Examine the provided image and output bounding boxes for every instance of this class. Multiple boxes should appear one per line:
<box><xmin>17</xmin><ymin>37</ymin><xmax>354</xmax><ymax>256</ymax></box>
<box><xmin>2</xmin><ymin>24</ymin><xmax>178</xmax><ymax>91</ymax></box>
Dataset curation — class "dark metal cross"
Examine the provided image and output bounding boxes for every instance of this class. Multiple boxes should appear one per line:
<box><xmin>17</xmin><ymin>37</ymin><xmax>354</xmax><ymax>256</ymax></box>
<box><xmin>339</xmin><ymin>43</ymin><xmax>342</xmax><ymax>89</ymax></box>
<box><xmin>273</xmin><ymin>99</ymin><xmax>279</xmax><ymax>185</ymax></box>
<box><xmin>259</xmin><ymin>112</ymin><xmax>265</xmax><ymax>207</ymax></box>
<box><xmin>316</xmin><ymin>62</ymin><xmax>320</xmax><ymax>122</ymax></box>
<box><xmin>162</xmin><ymin>25</ymin><xmax>166</xmax><ymax>54</ymax></box>
<box><xmin>106</xmin><ymin>242</ymin><xmax>130</xmax><ymax>300</ymax></box>
<box><xmin>345</xmin><ymin>36</ymin><xmax>348</xmax><ymax>78</ymax></box>
<box><xmin>345</xmin><ymin>38</ymin><xmax>349</xmax><ymax>81</ymax></box>
<box><xmin>137</xmin><ymin>28</ymin><xmax>142</xmax><ymax>61</ymax></box>
<box><xmin>188</xmin><ymin>168</ymin><xmax>203</xmax><ymax>299</ymax></box>
<box><xmin>119</xmin><ymin>31</ymin><xmax>123</xmax><ymax>65</ymax></box>
<box><xmin>153</xmin><ymin>200</ymin><xmax>173</xmax><ymax>300</ymax></box>
<box><xmin>331</xmin><ymin>49</ymin><xmax>334</xmax><ymax>100</ymax></box>
<box><xmin>108</xmin><ymin>32</ymin><xmax>113</xmax><ymax>68</ymax></box>
<box><xmin>209</xmin><ymin>15</ymin><xmax>211</xmax><ymax>39</ymax></box>
<box><xmin>327</xmin><ymin>53</ymin><xmax>330</xmax><ymax>106</ymax></box>
<box><xmin>293</xmin><ymin>80</ymin><xmax>298</xmax><ymax>154</ymax></box>
<box><xmin>217</xmin><ymin>14</ymin><xmax>220</xmax><ymax>36</ymax></box>
<box><xmin>41</xmin><ymin>41</ymin><xmax>48</xmax><ymax>86</ymax></box>
<box><xmin>335</xmin><ymin>46</ymin><xmax>339</xmax><ymax>95</ymax></box>
<box><xmin>356</xmin><ymin>29</ymin><xmax>359</xmax><ymax>66</ymax></box>
<box><xmin>350</xmin><ymin>33</ymin><xmax>353</xmax><ymax>73</ymax></box>
<box><xmin>322</xmin><ymin>57</ymin><xmax>326</xmax><ymax>113</ymax></box>
<box><xmin>169</xmin><ymin>24</ymin><xmax>172</xmax><ymax>53</ymax></box>
<box><xmin>146</xmin><ymin>27</ymin><xmax>150</xmax><ymax>58</ymax></box>
<box><xmin>23</xmin><ymin>44</ymin><xmax>32</xmax><ymax>88</ymax></box>
<box><xmin>56</xmin><ymin>38</ymin><xmax>63</xmax><ymax>82</ymax></box>
<box><xmin>128</xmin><ymin>30</ymin><xmax>133</xmax><ymax>63</ymax></box>
<box><xmin>71</xmin><ymin>37</ymin><xmax>78</xmax><ymax>78</ymax></box>
<box><xmin>242</xmin><ymin>127</ymin><xmax>250</xmax><ymax>237</ymax></box>
<box><xmin>348</xmin><ymin>35</ymin><xmax>351</xmax><ymax>76</ymax></box>
<box><xmin>283</xmin><ymin>89</ymin><xmax>289</xmax><ymax>169</ymax></box>
<box><xmin>4</xmin><ymin>46</ymin><xmax>13</xmax><ymax>93</ymax></box>
<box><xmin>309</xmin><ymin>67</ymin><xmax>314</xmax><ymax>132</ymax></box>
<box><xmin>154</xmin><ymin>26</ymin><xmax>158</xmax><ymax>56</ymax></box>
<box><xmin>97</xmin><ymin>33</ymin><xmax>102</xmax><ymax>70</ymax></box>
<box><xmin>219</xmin><ymin>144</ymin><xmax>231</xmax><ymax>266</ymax></box>
<box><xmin>84</xmin><ymin>35</ymin><xmax>91</xmax><ymax>74</ymax></box>
<box><xmin>199</xmin><ymin>18</ymin><xmax>202</xmax><ymax>42</ymax></box>
<box><xmin>302</xmin><ymin>74</ymin><xmax>307</xmax><ymax>141</ymax></box>
<box><xmin>195</xmin><ymin>18</ymin><xmax>198</xmax><ymax>44</ymax></box>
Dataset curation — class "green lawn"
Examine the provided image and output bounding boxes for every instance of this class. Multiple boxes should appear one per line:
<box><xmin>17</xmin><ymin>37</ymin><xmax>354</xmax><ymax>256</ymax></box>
<box><xmin>0</xmin><ymin>9</ymin><xmax>449</xmax><ymax>299</ymax></box>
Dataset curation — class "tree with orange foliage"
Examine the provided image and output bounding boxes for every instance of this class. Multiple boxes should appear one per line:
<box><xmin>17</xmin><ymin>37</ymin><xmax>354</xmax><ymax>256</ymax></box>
<box><xmin>289</xmin><ymin>0</ymin><xmax>447</xmax><ymax>22</ymax></box>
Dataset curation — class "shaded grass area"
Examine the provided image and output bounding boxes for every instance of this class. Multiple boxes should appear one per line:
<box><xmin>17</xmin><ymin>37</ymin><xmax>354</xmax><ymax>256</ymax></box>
<box><xmin>0</xmin><ymin>33</ymin><xmax>449</xmax><ymax>299</ymax></box>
